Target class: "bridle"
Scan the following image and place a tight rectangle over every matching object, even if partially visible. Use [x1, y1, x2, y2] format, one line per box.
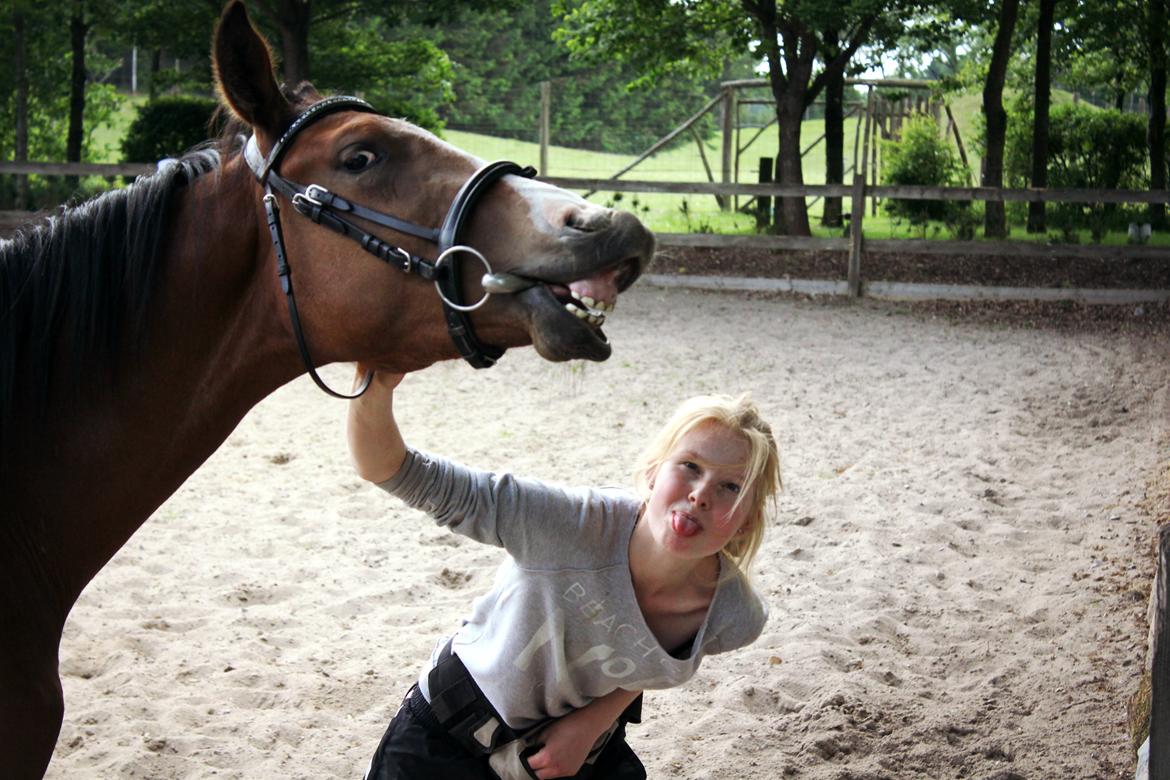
[243, 95, 538, 398]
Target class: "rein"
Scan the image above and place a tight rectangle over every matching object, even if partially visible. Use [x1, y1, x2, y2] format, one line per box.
[243, 96, 537, 398]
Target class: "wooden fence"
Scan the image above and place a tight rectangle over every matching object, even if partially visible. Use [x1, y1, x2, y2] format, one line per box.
[4, 160, 1170, 302]
[543, 175, 1170, 299]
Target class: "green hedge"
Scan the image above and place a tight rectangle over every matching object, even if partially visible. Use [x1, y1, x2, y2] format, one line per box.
[121, 96, 220, 163]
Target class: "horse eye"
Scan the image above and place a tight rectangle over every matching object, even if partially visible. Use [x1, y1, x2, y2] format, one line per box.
[342, 150, 376, 172]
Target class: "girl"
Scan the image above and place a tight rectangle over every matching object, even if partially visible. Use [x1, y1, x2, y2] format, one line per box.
[349, 370, 781, 780]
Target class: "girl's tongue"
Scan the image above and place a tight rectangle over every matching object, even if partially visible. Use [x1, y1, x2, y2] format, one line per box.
[671, 512, 701, 538]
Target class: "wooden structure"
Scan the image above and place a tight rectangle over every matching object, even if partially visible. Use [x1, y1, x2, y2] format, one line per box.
[5, 163, 1170, 302]
[1150, 523, 1170, 778]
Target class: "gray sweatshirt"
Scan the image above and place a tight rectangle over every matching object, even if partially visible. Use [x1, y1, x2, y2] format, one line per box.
[379, 448, 768, 731]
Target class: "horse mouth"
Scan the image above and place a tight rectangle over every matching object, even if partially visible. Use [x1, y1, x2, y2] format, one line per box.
[516, 256, 642, 362]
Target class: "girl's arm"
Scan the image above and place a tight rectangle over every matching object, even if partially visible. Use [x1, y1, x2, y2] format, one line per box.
[525, 687, 642, 780]
[346, 367, 407, 484]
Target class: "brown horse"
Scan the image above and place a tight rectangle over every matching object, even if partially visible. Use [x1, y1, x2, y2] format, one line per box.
[0, 3, 653, 777]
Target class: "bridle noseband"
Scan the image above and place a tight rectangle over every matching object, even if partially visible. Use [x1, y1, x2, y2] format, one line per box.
[244, 96, 537, 398]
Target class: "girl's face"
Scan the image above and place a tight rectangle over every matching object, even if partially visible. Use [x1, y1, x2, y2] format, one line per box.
[643, 422, 753, 562]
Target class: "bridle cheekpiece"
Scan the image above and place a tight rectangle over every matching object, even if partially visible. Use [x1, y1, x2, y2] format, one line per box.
[243, 95, 537, 398]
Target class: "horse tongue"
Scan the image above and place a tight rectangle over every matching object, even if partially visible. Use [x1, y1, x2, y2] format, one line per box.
[568, 266, 622, 306]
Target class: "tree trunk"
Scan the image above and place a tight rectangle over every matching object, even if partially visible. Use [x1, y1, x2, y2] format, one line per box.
[822, 51, 845, 228]
[266, 0, 312, 86]
[150, 48, 162, 99]
[982, 0, 1020, 239]
[67, 2, 87, 192]
[1027, 0, 1056, 233]
[1149, 0, 1167, 228]
[774, 90, 811, 235]
[13, 3, 29, 210]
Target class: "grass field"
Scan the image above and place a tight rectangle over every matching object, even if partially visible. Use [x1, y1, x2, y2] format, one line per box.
[83, 87, 1160, 245]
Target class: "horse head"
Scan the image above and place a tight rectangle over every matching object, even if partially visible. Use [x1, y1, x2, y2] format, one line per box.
[213, 1, 655, 379]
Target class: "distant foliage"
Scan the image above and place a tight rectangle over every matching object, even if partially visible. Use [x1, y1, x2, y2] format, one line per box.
[310, 16, 454, 133]
[436, 0, 721, 155]
[881, 117, 968, 225]
[121, 96, 220, 163]
[1005, 102, 1147, 232]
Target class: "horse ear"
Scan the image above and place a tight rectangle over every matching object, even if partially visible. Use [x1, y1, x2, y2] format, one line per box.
[212, 1, 294, 140]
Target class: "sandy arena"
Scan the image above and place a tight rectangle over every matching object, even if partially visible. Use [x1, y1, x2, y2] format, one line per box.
[46, 284, 1169, 779]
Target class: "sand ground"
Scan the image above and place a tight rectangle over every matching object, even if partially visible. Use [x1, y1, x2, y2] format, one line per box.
[46, 284, 1170, 779]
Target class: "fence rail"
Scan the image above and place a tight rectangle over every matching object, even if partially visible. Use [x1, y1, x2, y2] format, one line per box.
[5, 162, 1170, 300]
[0, 161, 154, 177]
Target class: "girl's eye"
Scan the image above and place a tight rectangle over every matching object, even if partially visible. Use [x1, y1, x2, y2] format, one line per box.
[342, 150, 377, 172]
[682, 461, 699, 472]
[723, 483, 741, 495]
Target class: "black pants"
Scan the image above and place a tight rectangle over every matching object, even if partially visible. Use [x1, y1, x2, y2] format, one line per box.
[365, 685, 646, 780]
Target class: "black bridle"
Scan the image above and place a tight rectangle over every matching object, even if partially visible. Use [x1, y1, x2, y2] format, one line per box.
[244, 95, 537, 398]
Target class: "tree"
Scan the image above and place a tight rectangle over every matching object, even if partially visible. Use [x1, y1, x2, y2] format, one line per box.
[437, 1, 726, 155]
[1027, 0, 1057, 233]
[1058, 0, 1144, 109]
[1149, 0, 1167, 227]
[253, 0, 517, 86]
[981, 0, 1020, 239]
[556, 0, 889, 236]
[11, 1, 29, 208]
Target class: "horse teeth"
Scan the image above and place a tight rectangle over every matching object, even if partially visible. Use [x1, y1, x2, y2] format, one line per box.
[581, 295, 596, 308]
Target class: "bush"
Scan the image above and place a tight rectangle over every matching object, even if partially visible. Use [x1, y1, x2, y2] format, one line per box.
[121, 96, 221, 163]
[881, 116, 968, 227]
[1005, 101, 1148, 234]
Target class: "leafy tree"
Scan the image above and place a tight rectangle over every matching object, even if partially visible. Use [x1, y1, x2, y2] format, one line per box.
[1057, 0, 1144, 109]
[0, 1, 119, 207]
[253, 0, 517, 86]
[1148, 0, 1167, 226]
[555, 0, 893, 236]
[981, 0, 1021, 238]
[310, 15, 454, 131]
[1026, 0, 1057, 233]
[108, 1, 221, 97]
[437, 0, 723, 154]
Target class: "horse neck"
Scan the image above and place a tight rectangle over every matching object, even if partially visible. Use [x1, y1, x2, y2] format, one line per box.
[15, 156, 304, 605]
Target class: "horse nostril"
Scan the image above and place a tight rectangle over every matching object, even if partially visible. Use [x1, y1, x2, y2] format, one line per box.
[564, 205, 611, 232]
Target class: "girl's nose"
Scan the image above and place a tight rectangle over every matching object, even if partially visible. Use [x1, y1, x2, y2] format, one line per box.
[689, 483, 710, 509]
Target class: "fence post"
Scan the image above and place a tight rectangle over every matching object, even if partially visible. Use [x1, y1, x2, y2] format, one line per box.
[1150, 523, 1170, 777]
[539, 81, 551, 177]
[720, 86, 736, 212]
[849, 87, 876, 298]
[757, 157, 773, 230]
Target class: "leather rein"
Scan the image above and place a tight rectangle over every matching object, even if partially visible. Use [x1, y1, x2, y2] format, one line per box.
[243, 95, 537, 398]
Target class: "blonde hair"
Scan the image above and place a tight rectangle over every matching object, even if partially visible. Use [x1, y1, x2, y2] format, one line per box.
[633, 394, 782, 572]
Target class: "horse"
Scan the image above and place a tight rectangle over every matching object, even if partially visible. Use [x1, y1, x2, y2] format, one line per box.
[0, 3, 654, 776]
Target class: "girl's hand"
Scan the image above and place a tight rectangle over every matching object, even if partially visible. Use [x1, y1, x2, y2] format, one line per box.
[523, 709, 608, 779]
[347, 365, 408, 483]
[353, 364, 404, 394]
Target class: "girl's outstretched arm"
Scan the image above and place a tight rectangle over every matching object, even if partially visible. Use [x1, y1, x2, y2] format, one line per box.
[347, 367, 407, 484]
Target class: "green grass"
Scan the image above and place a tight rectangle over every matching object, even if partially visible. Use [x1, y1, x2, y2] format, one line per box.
[80, 88, 1150, 246]
[90, 93, 148, 163]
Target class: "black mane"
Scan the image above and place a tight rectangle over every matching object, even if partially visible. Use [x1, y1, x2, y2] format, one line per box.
[0, 149, 223, 439]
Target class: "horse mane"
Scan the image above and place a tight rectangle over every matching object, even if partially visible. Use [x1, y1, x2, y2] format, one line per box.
[0, 148, 224, 437]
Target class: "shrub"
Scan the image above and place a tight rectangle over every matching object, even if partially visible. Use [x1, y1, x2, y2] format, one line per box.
[121, 96, 220, 163]
[1005, 101, 1148, 234]
[881, 116, 968, 227]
